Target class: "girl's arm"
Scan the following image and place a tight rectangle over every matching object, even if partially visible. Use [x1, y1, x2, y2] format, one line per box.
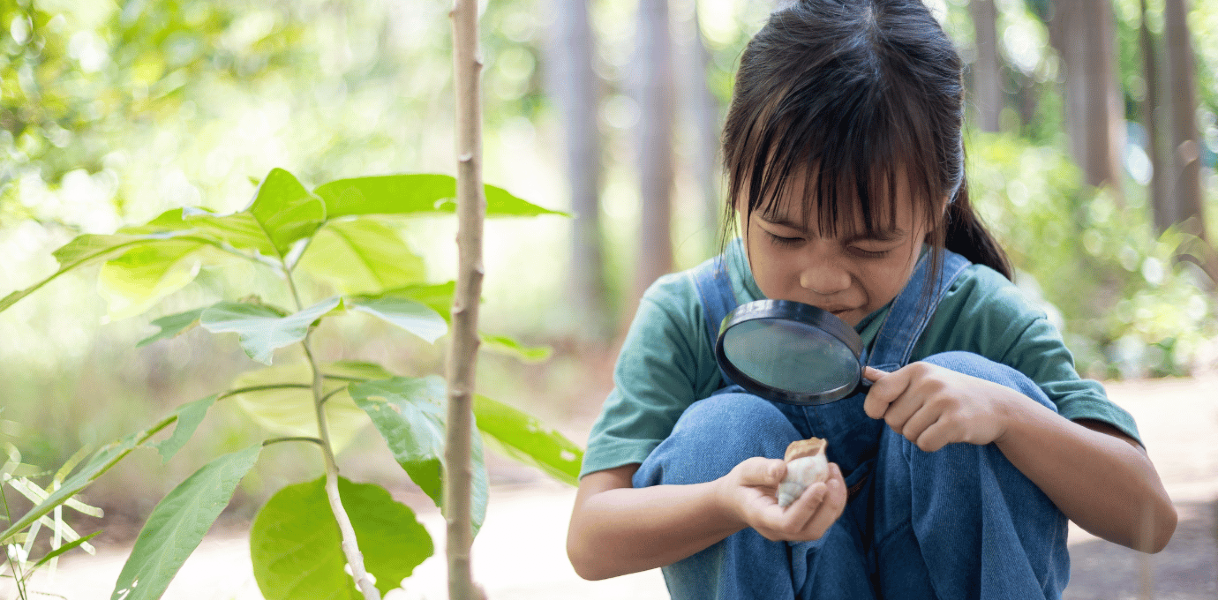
[566, 459, 848, 580]
[863, 364, 1177, 553]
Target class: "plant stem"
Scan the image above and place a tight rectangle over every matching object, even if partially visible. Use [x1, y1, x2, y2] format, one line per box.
[282, 259, 379, 599]
[301, 332, 380, 600]
[448, 0, 486, 596]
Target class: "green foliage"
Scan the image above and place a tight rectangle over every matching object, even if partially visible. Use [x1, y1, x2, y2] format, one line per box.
[0, 168, 581, 598]
[111, 445, 262, 600]
[969, 132, 1217, 378]
[249, 477, 434, 599]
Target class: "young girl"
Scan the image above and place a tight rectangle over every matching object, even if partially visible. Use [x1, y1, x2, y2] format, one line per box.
[567, 0, 1177, 598]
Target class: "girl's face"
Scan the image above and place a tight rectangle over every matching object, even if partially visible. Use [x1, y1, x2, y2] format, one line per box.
[739, 174, 931, 327]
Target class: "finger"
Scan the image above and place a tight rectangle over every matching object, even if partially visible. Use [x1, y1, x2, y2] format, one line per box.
[799, 466, 848, 535]
[863, 366, 888, 382]
[863, 366, 910, 419]
[897, 403, 941, 444]
[914, 419, 960, 453]
[736, 457, 786, 487]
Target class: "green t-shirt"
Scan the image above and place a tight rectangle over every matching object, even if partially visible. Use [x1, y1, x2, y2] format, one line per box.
[580, 239, 1141, 478]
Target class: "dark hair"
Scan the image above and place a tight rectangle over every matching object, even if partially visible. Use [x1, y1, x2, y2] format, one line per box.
[721, 0, 1012, 280]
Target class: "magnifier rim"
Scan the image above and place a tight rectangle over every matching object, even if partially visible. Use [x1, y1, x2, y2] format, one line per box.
[714, 299, 864, 405]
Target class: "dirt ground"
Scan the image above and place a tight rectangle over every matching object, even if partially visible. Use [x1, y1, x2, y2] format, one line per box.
[4, 371, 1216, 600]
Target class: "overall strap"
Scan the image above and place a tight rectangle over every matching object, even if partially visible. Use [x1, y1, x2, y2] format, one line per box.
[867, 249, 972, 372]
[690, 255, 738, 386]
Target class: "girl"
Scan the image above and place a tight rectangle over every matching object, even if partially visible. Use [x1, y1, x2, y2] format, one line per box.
[566, 0, 1177, 598]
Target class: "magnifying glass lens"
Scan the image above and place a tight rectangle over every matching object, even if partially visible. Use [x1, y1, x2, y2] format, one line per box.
[722, 319, 859, 394]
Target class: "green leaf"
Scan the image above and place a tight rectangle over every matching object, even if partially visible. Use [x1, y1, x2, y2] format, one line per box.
[480, 333, 553, 362]
[314, 174, 567, 219]
[1, 412, 180, 542]
[374, 281, 456, 319]
[229, 363, 370, 453]
[0, 232, 206, 314]
[474, 394, 583, 487]
[248, 168, 327, 258]
[137, 307, 208, 347]
[201, 297, 341, 365]
[349, 377, 446, 507]
[346, 296, 447, 343]
[32, 530, 102, 568]
[110, 445, 261, 600]
[150, 395, 217, 463]
[97, 239, 208, 319]
[250, 477, 433, 599]
[296, 218, 425, 295]
[349, 376, 488, 533]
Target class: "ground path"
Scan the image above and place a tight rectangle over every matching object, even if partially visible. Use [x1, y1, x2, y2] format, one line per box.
[5, 372, 1216, 599]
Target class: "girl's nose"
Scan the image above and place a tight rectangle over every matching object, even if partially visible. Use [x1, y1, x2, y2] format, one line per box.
[799, 261, 851, 295]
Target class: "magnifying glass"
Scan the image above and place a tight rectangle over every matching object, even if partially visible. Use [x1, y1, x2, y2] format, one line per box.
[714, 300, 869, 405]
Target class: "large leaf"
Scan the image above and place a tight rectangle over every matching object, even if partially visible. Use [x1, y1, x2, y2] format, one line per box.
[97, 239, 208, 319]
[349, 376, 488, 533]
[250, 477, 433, 599]
[373, 281, 456, 319]
[110, 445, 261, 600]
[345, 296, 447, 343]
[248, 168, 327, 258]
[229, 363, 371, 453]
[474, 394, 583, 487]
[314, 174, 566, 219]
[200, 297, 340, 365]
[480, 333, 552, 362]
[348, 377, 446, 507]
[296, 218, 425, 295]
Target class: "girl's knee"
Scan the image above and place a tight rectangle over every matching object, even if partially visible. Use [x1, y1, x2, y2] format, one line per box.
[919, 351, 1055, 412]
[635, 393, 798, 487]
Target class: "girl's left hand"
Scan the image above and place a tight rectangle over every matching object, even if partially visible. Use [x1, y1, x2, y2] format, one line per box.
[862, 363, 1022, 452]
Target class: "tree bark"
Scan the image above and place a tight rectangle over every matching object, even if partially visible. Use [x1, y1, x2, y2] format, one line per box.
[632, 0, 676, 306]
[1140, 0, 1169, 232]
[970, 0, 1003, 132]
[448, 0, 485, 597]
[547, 0, 612, 337]
[1049, 0, 1125, 197]
[676, 0, 724, 253]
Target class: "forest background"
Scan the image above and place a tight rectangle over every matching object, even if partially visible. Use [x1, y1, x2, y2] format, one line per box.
[0, 0, 1216, 580]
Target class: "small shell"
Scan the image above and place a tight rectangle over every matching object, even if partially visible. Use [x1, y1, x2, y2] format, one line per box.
[777, 437, 829, 508]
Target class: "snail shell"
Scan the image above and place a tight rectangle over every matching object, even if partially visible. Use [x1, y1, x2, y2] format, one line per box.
[777, 437, 829, 508]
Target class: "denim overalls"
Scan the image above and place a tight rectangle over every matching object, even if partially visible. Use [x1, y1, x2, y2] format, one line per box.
[633, 249, 1070, 600]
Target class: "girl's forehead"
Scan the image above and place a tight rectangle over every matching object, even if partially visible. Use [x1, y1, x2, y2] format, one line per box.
[755, 169, 915, 235]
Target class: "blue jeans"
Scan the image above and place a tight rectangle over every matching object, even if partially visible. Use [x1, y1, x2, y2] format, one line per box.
[632, 351, 1070, 600]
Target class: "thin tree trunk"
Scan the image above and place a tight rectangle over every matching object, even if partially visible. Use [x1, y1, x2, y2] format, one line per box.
[1140, 0, 1170, 232]
[448, 0, 485, 596]
[676, 0, 724, 253]
[1049, 0, 1125, 197]
[547, 0, 611, 337]
[632, 0, 676, 305]
[1162, 0, 1217, 283]
[970, 0, 1003, 132]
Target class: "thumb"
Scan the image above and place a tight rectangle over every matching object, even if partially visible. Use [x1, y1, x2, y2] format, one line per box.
[736, 457, 786, 487]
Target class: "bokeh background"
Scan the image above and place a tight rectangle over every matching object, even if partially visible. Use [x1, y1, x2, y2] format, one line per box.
[0, 0, 1215, 582]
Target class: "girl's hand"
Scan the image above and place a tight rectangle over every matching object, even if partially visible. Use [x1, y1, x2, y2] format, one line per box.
[862, 363, 1022, 452]
[716, 457, 847, 542]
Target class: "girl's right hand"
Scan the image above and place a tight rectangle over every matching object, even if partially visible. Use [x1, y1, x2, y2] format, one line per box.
[717, 457, 847, 542]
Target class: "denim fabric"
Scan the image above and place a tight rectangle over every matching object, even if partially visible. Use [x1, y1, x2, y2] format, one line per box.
[632, 251, 1070, 599]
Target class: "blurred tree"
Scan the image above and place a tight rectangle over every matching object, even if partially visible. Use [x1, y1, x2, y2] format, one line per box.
[631, 0, 676, 307]
[675, 0, 724, 254]
[545, 0, 613, 337]
[969, 0, 1003, 132]
[1162, 0, 1216, 281]
[1139, 0, 1169, 228]
[1046, 0, 1125, 196]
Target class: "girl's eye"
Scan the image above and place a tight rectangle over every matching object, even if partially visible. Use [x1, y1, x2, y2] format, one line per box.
[850, 246, 891, 259]
[765, 231, 803, 247]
